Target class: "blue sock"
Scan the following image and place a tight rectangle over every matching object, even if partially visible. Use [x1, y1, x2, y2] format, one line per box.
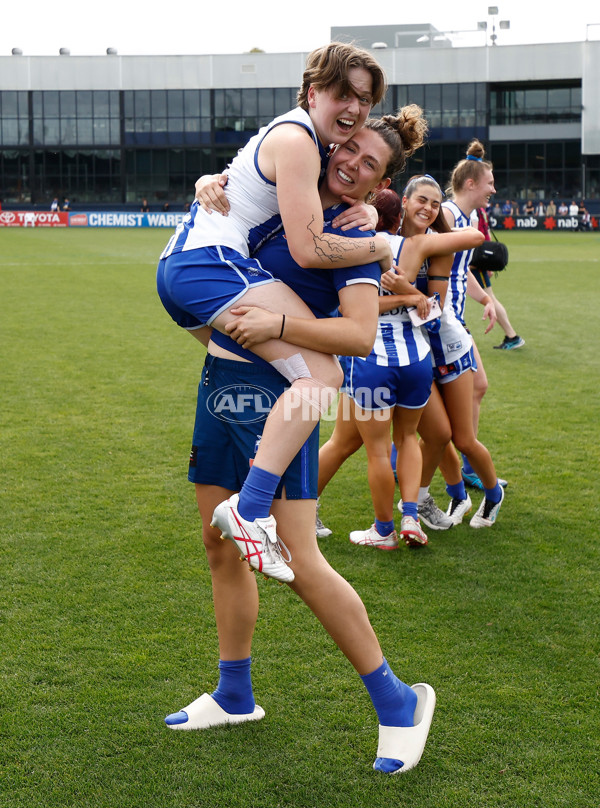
[446, 481, 467, 501]
[361, 659, 418, 775]
[461, 455, 475, 475]
[402, 501, 418, 520]
[238, 465, 280, 521]
[360, 659, 416, 727]
[375, 518, 395, 537]
[483, 482, 502, 504]
[211, 658, 256, 715]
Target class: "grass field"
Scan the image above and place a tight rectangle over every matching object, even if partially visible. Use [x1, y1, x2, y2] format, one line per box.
[1, 228, 599, 808]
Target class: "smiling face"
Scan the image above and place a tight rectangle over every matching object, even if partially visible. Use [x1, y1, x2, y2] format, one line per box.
[470, 167, 496, 210]
[324, 127, 392, 203]
[402, 182, 443, 233]
[308, 66, 374, 147]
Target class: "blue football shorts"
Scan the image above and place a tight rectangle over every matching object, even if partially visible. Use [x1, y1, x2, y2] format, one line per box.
[433, 346, 477, 384]
[157, 245, 279, 329]
[188, 354, 319, 499]
[345, 354, 433, 411]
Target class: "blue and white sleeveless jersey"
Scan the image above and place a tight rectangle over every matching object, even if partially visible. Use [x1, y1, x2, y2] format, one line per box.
[364, 232, 430, 367]
[442, 199, 473, 325]
[414, 226, 472, 368]
[160, 108, 328, 260]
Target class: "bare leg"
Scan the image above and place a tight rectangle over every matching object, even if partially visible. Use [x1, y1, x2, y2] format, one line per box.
[417, 385, 452, 487]
[273, 495, 384, 674]
[392, 405, 425, 506]
[318, 393, 363, 495]
[352, 404, 395, 523]
[489, 288, 517, 339]
[439, 372, 497, 490]
[196, 485, 259, 659]
[471, 340, 488, 437]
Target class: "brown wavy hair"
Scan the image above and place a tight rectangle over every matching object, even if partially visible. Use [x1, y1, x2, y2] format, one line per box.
[364, 104, 428, 180]
[297, 42, 387, 111]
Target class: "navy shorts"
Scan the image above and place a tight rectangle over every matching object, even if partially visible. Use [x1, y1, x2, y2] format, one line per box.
[188, 354, 319, 499]
[157, 245, 278, 328]
[345, 354, 433, 410]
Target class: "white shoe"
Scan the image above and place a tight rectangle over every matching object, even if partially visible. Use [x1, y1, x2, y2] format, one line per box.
[400, 516, 428, 548]
[417, 494, 453, 531]
[316, 499, 332, 538]
[375, 683, 436, 774]
[349, 524, 399, 550]
[165, 693, 265, 730]
[469, 486, 505, 528]
[445, 494, 472, 526]
[211, 494, 294, 583]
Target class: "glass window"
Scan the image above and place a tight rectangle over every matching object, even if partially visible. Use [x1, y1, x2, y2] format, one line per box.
[76, 91, 93, 117]
[60, 118, 77, 145]
[94, 91, 111, 117]
[509, 142, 526, 169]
[93, 118, 110, 143]
[151, 90, 167, 117]
[77, 119, 93, 143]
[395, 85, 409, 109]
[124, 91, 135, 118]
[44, 92, 59, 117]
[2, 91, 19, 117]
[60, 91, 76, 117]
[459, 84, 475, 127]
[183, 90, 200, 118]
[546, 141, 563, 168]
[565, 140, 581, 168]
[135, 91, 150, 118]
[442, 84, 459, 128]
[167, 90, 184, 117]
[258, 88, 274, 118]
[274, 88, 294, 115]
[241, 89, 257, 116]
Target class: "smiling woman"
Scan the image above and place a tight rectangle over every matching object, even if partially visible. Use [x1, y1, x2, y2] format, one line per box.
[157, 43, 391, 585]
[162, 95, 439, 776]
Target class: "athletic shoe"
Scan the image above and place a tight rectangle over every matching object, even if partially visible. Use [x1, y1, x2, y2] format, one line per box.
[445, 494, 473, 526]
[494, 335, 525, 350]
[211, 494, 294, 583]
[349, 524, 399, 551]
[470, 486, 505, 528]
[462, 470, 508, 490]
[418, 494, 453, 531]
[315, 499, 332, 539]
[400, 516, 428, 548]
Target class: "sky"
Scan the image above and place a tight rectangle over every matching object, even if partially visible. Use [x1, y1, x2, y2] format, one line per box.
[1, 0, 598, 57]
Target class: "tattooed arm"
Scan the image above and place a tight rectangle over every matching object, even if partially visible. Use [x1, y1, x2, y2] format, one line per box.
[258, 123, 393, 272]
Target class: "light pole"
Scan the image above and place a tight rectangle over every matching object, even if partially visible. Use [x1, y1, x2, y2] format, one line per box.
[478, 6, 510, 46]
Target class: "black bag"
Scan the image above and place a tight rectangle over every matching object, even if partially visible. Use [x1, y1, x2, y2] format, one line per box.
[470, 230, 509, 272]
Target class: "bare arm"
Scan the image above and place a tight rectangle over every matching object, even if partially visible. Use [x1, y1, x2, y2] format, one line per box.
[195, 173, 229, 214]
[261, 125, 392, 272]
[225, 283, 379, 357]
[467, 270, 497, 333]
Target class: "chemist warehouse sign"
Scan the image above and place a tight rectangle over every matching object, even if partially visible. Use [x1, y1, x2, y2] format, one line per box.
[0, 211, 187, 228]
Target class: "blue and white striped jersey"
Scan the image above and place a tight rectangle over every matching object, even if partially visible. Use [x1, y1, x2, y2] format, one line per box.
[442, 199, 474, 325]
[363, 232, 430, 367]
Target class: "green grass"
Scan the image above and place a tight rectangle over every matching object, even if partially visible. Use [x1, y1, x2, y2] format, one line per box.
[1, 228, 599, 808]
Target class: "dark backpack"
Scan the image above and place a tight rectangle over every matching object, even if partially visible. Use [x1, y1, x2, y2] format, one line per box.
[470, 229, 509, 272]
